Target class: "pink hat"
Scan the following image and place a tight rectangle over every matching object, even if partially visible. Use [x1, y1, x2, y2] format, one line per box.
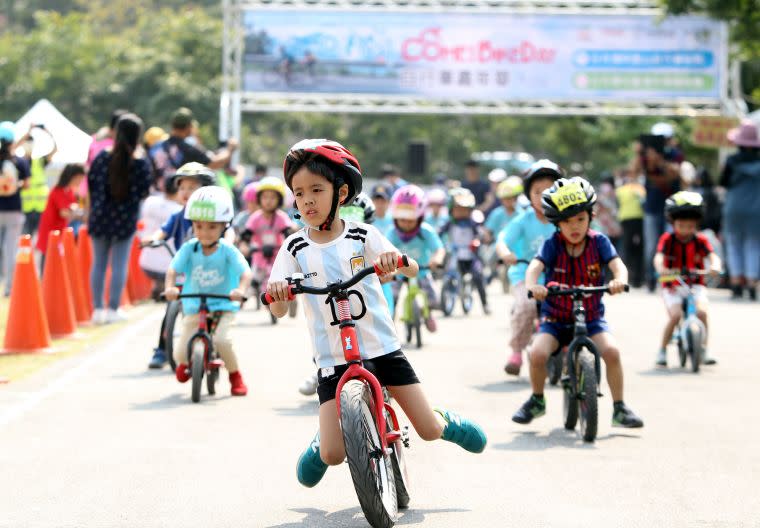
[727, 120, 760, 148]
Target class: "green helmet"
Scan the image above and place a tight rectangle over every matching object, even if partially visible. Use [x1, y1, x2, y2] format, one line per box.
[184, 186, 234, 223]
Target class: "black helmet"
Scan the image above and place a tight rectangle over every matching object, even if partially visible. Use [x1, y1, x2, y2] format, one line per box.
[351, 192, 376, 223]
[665, 191, 704, 222]
[174, 162, 217, 187]
[541, 177, 597, 224]
[524, 159, 563, 197]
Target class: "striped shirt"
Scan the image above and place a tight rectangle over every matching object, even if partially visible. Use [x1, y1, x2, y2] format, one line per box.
[536, 231, 618, 323]
[656, 232, 713, 288]
[269, 221, 401, 368]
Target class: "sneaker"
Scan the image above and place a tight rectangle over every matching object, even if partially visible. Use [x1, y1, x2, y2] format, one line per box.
[749, 287, 757, 302]
[655, 348, 667, 367]
[504, 352, 523, 376]
[92, 308, 107, 325]
[229, 371, 248, 396]
[511, 394, 546, 424]
[175, 364, 190, 383]
[148, 348, 166, 369]
[702, 349, 717, 366]
[612, 402, 644, 428]
[731, 285, 743, 299]
[106, 308, 128, 323]
[298, 373, 318, 396]
[435, 408, 487, 453]
[483, 304, 491, 315]
[424, 315, 437, 333]
[296, 431, 328, 488]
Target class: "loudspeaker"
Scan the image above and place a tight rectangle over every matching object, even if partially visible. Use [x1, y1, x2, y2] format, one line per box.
[407, 141, 428, 176]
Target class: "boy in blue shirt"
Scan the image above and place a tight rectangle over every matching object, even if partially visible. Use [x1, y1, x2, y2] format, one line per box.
[495, 160, 560, 375]
[512, 177, 643, 428]
[386, 184, 446, 332]
[164, 186, 252, 396]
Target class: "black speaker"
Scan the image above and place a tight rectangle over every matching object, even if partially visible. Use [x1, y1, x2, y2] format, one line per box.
[407, 141, 428, 176]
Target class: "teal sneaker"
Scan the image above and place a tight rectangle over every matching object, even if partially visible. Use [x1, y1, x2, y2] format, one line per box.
[511, 394, 546, 424]
[296, 431, 328, 488]
[434, 408, 487, 453]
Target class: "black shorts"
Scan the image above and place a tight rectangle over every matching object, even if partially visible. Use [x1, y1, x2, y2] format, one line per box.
[316, 350, 419, 405]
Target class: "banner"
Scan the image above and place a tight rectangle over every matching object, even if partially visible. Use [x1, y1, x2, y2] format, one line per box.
[691, 116, 739, 149]
[242, 12, 726, 101]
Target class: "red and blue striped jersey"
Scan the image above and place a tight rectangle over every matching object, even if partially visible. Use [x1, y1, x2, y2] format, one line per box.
[656, 232, 713, 288]
[536, 230, 618, 323]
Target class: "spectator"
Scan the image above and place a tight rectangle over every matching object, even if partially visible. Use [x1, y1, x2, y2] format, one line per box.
[150, 107, 237, 185]
[720, 120, 760, 301]
[35, 163, 86, 272]
[87, 109, 128, 169]
[615, 167, 645, 288]
[88, 113, 152, 324]
[16, 124, 57, 238]
[0, 121, 30, 296]
[461, 160, 491, 212]
[694, 166, 722, 235]
[380, 163, 408, 194]
[371, 183, 393, 235]
[252, 164, 267, 183]
[595, 173, 622, 249]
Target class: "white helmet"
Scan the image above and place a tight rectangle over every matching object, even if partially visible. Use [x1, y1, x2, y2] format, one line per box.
[651, 122, 675, 138]
[185, 186, 234, 223]
[488, 168, 508, 183]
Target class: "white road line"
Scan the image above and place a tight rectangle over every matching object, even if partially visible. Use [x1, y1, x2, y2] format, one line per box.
[0, 311, 162, 428]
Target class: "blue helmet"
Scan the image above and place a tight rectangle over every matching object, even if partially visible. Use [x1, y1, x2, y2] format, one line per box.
[0, 121, 15, 144]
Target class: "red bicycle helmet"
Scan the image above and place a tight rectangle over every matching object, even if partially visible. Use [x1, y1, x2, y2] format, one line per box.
[283, 139, 363, 231]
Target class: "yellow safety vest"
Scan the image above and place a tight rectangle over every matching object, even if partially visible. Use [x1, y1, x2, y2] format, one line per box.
[21, 158, 49, 213]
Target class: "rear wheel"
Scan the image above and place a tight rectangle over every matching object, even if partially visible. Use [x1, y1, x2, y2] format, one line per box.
[677, 324, 688, 368]
[163, 300, 182, 371]
[340, 380, 397, 528]
[547, 351, 561, 386]
[190, 340, 205, 403]
[206, 361, 219, 396]
[386, 416, 410, 509]
[687, 321, 703, 374]
[441, 278, 456, 317]
[577, 349, 599, 443]
[461, 277, 473, 314]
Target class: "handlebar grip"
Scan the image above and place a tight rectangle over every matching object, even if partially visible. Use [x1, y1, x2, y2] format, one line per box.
[398, 254, 409, 268]
[260, 286, 295, 306]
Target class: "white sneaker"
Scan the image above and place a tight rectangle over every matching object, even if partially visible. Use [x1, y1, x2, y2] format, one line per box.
[106, 308, 128, 323]
[298, 373, 318, 396]
[92, 308, 107, 325]
[655, 348, 667, 367]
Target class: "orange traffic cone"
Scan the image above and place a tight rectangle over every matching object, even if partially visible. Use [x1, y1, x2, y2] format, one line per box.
[62, 228, 90, 324]
[2, 235, 52, 354]
[77, 225, 94, 313]
[126, 236, 152, 302]
[42, 230, 77, 338]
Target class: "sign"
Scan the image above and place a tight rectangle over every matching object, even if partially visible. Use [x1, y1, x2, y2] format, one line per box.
[243, 12, 726, 101]
[691, 116, 740, 149]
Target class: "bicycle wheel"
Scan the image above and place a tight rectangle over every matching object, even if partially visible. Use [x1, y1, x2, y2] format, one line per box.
[461, 277, 473, 314]
[385, 412, 410, 509]
[207, 361, 219, 396]
[340, 380, 397, 528]
[577, 348, 598, 442]
[163, 300, 182, 371]
[190, 339, 205, 403]
[562, 352, 579, 431]
[441, 278, 456, 317]
[412, 298, 422, 349]
[547, 351, 561, 386]
[686, 321, 703, 374]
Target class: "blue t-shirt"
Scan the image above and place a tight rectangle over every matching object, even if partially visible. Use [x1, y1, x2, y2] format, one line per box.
[169, 238, 250, 314]
[498, 208, 555, 285]
[424, 212, 449, 233]
[161, 208, 193, 250]
[536, 231, 617, 323]
[386, 222, 443, 278]
[484, 206, 518, 237]
[374, 214, 394, 236]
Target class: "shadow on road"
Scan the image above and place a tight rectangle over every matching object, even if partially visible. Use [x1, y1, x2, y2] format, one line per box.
[129, 392, 232, 410]
[111, 370, 172, 380]
[637, 367, 707, 377]
[492, 428, 640, 451]
[274, 400, 319, 416]
[472, 379, 531, 393]
[265, 505, 470, 527]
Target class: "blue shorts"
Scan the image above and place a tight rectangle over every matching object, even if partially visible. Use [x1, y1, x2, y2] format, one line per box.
[539, 318, 609, 347]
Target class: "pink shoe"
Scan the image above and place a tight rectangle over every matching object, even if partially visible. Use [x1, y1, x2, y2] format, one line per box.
[504, 352, 522, 376]
[424, 315, 437, 333]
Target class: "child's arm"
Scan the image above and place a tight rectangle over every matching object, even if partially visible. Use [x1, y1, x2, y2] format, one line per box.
[230, 269, 253, 302]
[607, 257, 628, 295]
[163, 268, 179, 301]
[496, 240, 517, 265]
[376, 252, 419, 278]
[708, 252, 723, 275]
[653, 252, 666, 275]
[266, 281, 290, 318]
[525, 259, 547, 300]
[430, 247, 446, 269]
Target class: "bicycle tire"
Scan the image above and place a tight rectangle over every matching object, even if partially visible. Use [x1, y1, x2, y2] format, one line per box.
[441, 278, 456, 317]
[677, 329, 687, 368]
[412, 298, 422, 349]
[385, 411, 410, 509]
[547, 352, 561, 386]
[207, 367, 218, 396]
[687, 322, 702, 374]
[563, 352, 579, 431]
[461, 278, 473, 314]
[577, 349, 598, 442]
[340, 380, 397, 528]
[163, 300, 182, 371]
[190, 340, 205, 403]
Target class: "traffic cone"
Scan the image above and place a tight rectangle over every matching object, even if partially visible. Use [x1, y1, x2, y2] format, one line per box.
[2, 235, 52, 354]
[62, 228, 90, 324]
[42, 230, 77, 338]
[77, 225, 94, 314]
[126, 235, 152, 302]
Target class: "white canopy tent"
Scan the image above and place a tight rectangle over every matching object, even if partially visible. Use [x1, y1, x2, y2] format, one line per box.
[13, 99, 92, 165]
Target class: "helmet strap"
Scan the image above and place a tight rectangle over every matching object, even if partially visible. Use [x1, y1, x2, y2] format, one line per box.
[316, 179, 346, 231]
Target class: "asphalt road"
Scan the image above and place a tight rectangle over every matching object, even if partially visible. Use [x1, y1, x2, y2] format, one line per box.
[1, 284, 758, 527]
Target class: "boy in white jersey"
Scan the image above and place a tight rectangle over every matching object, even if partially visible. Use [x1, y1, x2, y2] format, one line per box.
[267, 139, 487, 488]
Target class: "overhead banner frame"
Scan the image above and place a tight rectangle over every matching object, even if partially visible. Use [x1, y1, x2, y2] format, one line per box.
[220, 0, 743, 141]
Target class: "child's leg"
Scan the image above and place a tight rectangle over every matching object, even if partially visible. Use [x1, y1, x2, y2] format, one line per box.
[528, 333, 560, 396]
[213, 312, 239, 373]
[317, 399, 346, 466]
[470, 258, 488, 308]
[387, 384, 443, 441]
[173, 313, 199, 367]
[694, 286, 709, 345]
[590, 332, 623, 402]
[419, 275, 438, 310]
[506, 282, 538, 372]
[661, 303, 683, 349]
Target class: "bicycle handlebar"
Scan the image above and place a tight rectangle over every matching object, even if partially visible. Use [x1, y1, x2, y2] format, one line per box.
[528, 284, 629, 299]
[141, 239, 176, 257]
[261, 255, 410, 306]
[161, 293, 248, 302]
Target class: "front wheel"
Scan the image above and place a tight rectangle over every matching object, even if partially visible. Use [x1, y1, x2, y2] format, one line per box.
[441, 277, 457, 317]
[163, 300, 182, 371]
[577, 349, 599, 442]
[461, 277, 473, 314]
[686, 321, 703, 374]
[547, 351, 561, 386]
[190, 340, 205, 403]
[340, 380, 397, 528]
[562, 352, 578, 431]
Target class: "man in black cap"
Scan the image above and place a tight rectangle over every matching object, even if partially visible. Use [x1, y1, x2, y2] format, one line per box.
[461, 160, 492, 212]
[371, 183, 393, 234]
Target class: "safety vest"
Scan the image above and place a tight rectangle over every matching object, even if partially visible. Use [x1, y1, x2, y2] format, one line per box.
[21, 158, 49, 213]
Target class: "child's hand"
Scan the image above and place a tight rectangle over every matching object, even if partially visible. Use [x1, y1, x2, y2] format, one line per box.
[709, 264, 722, 276]
[267, 280, 292, 303]
[502, 253, 518, 266]
[163, 286, 180, 301]
[375, 252, 400, 275]
[529, 284, 548, 301]
[229, 288, 245, 302]
[608, 279, 626, 295]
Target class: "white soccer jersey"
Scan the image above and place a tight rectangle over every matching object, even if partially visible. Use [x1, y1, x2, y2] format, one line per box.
[269, 221, 402, 368]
